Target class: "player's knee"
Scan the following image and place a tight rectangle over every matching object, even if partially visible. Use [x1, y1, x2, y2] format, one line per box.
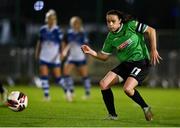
[123, 86, 133, 96]
[99, 80, 109, 90]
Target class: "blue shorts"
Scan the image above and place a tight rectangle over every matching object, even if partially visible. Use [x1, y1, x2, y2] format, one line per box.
[67, 60, 87, 67]
[39, 60, 61, 68]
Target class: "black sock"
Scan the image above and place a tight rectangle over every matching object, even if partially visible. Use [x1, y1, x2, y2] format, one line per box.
[101, 88, 117, 116]
[0, 82, 4, 93]
[129, 89, 148, 108]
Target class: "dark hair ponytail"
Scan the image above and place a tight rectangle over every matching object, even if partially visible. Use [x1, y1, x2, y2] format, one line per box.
[106, 10, 134, 23]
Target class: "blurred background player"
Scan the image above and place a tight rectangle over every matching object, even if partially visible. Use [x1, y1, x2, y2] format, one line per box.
[0, 80, 7, 104]
[35, 9, 65, 101]
[62, 16, 91, 101]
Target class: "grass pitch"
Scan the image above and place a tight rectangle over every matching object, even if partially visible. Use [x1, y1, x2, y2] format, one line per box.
[0, 85, 180, 127]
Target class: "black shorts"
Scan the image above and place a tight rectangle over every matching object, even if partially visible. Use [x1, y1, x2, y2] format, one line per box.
[111, 59, 151, 85]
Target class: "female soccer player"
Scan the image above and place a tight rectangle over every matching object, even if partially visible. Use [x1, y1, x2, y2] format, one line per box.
[35, 9, 65, 101]
[62, 16, 91, 101]
[81, 10, 162, 121]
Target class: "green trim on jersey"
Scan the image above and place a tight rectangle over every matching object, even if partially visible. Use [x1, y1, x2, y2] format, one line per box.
[101, 20, 150, 62]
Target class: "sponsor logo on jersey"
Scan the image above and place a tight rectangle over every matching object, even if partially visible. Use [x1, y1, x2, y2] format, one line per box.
[117, 39, 132, 50]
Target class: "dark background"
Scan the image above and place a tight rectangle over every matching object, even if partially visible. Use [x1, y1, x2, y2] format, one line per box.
[0, 0, 179, 47]
[0, 0, 179, 28]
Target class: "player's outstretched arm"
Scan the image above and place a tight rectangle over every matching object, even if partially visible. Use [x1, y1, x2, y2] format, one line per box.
[145, 27, 162, 65]
[81, 45, 110, 61]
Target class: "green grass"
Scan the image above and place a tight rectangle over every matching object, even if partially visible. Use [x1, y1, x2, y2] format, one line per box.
[0, 85, 180, 127]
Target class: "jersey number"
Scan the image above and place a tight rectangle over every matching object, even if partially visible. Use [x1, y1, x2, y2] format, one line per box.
[131, 67, 141, 76]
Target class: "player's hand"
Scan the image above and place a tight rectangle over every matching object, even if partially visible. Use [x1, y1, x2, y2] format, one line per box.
[81, 45, 90, 53]
[150, 50, 162, 65]
[81, 45, 97, 56]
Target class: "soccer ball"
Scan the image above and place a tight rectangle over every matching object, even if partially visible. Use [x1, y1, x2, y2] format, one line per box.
[7, 91, 28, 112]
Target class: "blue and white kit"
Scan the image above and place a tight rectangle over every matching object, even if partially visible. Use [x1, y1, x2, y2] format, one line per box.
[66, 28, 89, 66]
[39, 25, 63, 67]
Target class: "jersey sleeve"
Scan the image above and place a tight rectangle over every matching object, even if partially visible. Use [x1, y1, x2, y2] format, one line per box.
[101, 34, 113, 55]
[128, 20, 148, 33]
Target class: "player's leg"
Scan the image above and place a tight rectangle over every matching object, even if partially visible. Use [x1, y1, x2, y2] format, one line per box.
[123, 77, 152, 121]
[52, 65, 66, 92]
[100, 62, 131, 119]
[0, 81, 7, 103]
[78, 63, 91, 99]
[123, 77, 149, 107]
[99, 71, 120, 119]
[39, 63, 50, 101]
[0, 81, 4, 93]
[123, 63, 153, 121]
[63, 63, 75, 101]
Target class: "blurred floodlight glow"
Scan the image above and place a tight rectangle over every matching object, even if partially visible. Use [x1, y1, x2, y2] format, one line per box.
[34, 1, 44, 11]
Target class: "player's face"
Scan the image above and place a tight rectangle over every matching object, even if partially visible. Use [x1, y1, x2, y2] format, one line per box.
[72, 19, 81, 32]
[106, 14, 121, 32]
[47, 15, 57, 26]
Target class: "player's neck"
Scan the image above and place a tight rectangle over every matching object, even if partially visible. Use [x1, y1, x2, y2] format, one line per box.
[47, 24, 56, 31]
[73, 28, 83, 33]
[113, 23, 123, 33]
[48, 24, 55, 29]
